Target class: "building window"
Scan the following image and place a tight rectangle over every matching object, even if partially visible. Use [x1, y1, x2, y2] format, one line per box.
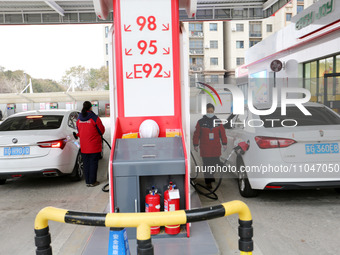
[105, 26, 109, 38]
[190, 57, 204, 66]
[189, 39, 203, 54]
[303, 55, 340, 104]
[106, 61, 109, 67]
[249, 21, 262, 37]
[210, 40, 218, 49]
[297, 5, 304, 14]
[236, 41, 244, 49]
[236, 24, 244, 31]
[105, 44, 109, 55]
[236, 58, 245, 66]
[189, 23, 203, 32]
[189, 23, 203, 36]
[190, 57, 204, 71]
[267, 24, 273, 32]
[286, 13, 292, 22]
[211, 75, 219, 84]
[210, 58, 218, 65]
[249, 39, 261, 47]
[209, 23, 217, 31]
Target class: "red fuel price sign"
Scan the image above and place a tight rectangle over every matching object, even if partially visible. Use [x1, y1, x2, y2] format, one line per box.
[120, 0, 175, 117]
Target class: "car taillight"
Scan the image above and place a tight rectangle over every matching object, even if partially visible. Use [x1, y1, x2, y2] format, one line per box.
[255, 136, 296, 149]
[26, 115, 43, 119]
[38, 139, 66, 149]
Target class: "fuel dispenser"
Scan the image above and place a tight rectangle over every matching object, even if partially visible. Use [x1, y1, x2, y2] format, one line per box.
[91, 100, 99, 115]
[105, 103, 110, 117]
[107, 0, 192, 240]
[50, 103, 58, 109]
[6, 103, 15, 116]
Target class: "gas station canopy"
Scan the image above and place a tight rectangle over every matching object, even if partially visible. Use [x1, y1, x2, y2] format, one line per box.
[0, 0, 287, 24]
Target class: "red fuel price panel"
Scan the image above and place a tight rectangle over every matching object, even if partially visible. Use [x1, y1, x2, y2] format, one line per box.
[120, 0, 175, 117]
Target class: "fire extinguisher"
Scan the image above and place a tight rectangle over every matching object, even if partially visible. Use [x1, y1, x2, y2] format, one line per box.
[164, 182, 180, 235]
[145, 186, 161, 235]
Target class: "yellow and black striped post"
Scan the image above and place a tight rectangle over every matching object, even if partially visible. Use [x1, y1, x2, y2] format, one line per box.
[34, 200, 253, 255]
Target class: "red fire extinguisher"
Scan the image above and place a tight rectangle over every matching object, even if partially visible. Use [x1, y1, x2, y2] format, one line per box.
[145, 186, 161, 235]
[164, 182, 180, 235]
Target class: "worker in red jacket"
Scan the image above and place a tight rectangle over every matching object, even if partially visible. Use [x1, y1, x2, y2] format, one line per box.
[76, 101, 105, 187]
[193, 103, 227, 189]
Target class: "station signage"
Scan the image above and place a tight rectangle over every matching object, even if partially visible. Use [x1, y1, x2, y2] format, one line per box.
[119, 0, 175, 117]
[270, 60, 283, 72]
[295, 0, 334, 30]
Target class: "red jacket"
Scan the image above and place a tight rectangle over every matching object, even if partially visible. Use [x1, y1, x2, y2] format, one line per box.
[76, 111, 105, 154]
[193, 115, 227, 157]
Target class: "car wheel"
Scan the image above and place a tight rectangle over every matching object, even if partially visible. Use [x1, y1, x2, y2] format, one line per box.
[237, 158, 258, 198]
[70, 152, 83, 181]
[0, 179, 6, 185]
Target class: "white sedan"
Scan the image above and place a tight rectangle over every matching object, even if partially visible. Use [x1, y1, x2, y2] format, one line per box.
[222, 103, 340, 197]
[0, 110, 83, 184]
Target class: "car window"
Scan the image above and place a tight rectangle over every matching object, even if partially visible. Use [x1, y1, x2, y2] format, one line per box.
[259, 106, 340, 128]
[0, 115, 64, 131]
[68, 112, 79, 130]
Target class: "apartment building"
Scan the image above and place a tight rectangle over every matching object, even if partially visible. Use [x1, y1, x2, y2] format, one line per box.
[183, 21, 225, 86]
[225, 0, 314, 78]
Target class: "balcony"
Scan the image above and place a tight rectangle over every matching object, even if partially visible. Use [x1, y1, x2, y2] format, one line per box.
[189, 49, 204, 55]
[190, 65, 204, 72]
[249, 33, 262, 38]
[189, 31, 204, 38]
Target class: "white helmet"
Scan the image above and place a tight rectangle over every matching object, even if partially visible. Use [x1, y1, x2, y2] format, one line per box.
[139, 119, 160, 138]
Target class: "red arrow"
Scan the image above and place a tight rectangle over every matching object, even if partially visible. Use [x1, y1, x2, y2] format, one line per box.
[126, 72, 133, 79]
[163, 48, 170, 55]
[125, 49, 132, 56]
[124, 25, 131, 32]
[164, 71, 171, 78]
[162, 24, 169, 31]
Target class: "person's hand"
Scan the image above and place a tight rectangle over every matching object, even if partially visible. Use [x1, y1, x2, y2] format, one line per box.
[194, 146, 199, 152]
[223, 145, 227, 151]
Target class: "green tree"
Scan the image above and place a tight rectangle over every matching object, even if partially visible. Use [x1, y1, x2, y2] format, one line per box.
[32, 79, 65, 92]
[0, 67, 66, 93]
[87, 66, 109, 90]
[61, 65, 109, 91]
[61, 65, 87, 91]
[0, 69, 26, 93]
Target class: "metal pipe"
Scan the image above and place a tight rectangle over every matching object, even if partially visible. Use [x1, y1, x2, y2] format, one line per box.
[34, 200, 253, 255]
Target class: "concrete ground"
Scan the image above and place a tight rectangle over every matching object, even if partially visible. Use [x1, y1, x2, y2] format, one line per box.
[0, 118, 112, 255]
[198, 175, 340, 255]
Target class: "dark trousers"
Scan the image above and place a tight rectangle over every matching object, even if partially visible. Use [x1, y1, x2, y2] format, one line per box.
[81, 152, 100, 184]
[202, 157, 221, 184]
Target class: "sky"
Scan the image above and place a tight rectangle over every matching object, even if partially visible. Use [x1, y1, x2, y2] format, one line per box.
[0, 24, 107, 82]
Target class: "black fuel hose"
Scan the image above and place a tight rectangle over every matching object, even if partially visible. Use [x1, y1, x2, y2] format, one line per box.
[101, 137, 111, 192]
[190, 151, 223, 200]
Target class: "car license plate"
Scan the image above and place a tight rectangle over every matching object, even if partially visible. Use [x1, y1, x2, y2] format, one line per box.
[4, 147, 30, 156]
[305, 143, 339, 154]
